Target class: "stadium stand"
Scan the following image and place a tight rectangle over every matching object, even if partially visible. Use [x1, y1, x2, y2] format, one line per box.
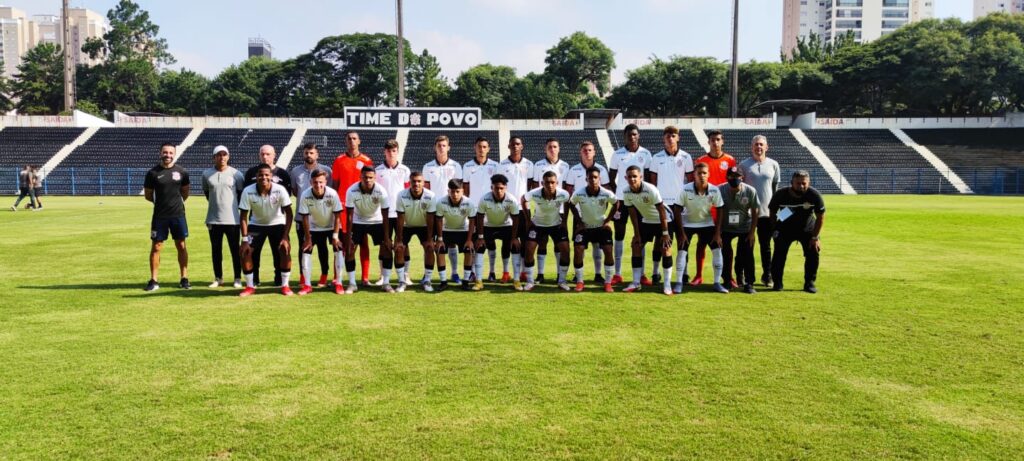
[802, 129, 956, 194]
[511, 130, 606, 164]
[404, 130, 499, 169]
[173, 129, 295, 194]
[0, 127, 85, 169]
[285, 129, 398, 169]
[905, 128, 1024, 194]
[45, 128, 192, 195]
[720, 129, 842, 194]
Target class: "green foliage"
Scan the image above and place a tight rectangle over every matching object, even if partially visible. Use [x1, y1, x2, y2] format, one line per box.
[155, 69, 210, 116]
[544, 31, 615, 95]
[784, 31, 859, 64]
[12, 43, 64, 114]
[449, 64, 518, 118]
[74, 100, 105, 118]
[0, 69, 13, 113]
[607, 56, 729, 116]
[208, 57, 281, 117]
[407, 49, 451, 107]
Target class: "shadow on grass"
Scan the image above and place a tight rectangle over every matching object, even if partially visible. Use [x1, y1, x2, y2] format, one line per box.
[19, 283, 240, 299]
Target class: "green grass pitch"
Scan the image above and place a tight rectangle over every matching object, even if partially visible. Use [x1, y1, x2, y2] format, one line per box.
[1, 195, 1022, 459]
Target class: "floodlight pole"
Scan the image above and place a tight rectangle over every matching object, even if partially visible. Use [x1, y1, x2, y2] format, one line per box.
[730, 0, 739, 118]
[62, 0, 76, 112]
[396, 0, 406, 107]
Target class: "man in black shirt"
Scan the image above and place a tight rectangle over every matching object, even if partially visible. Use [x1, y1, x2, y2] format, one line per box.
[243, 144, 292, 286]
[143, 143, 191, 291]
[768, 170, 825, 293]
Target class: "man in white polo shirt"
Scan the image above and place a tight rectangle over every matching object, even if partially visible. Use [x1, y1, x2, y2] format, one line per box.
[674, 162, 727, 294]
[564, 140, 610, 283]
[648, 125, 695, 287]
[423, 134, 464, 282]
[374, 139, 411, 285]
[521, 171, 572, 292]
[238, 164, 295, 297]
[568, 166, 616, 293]
[296, 170, 344, 295]
[530, 138, 570, 284]
[621, 165, 674, 295]
[496, 136, 533, 282]
[474, 174, 522, 289]
[434, 179, 480, 292]
[344, 167, 393, 293]
[608, 123, 653, 286]
[394, 172, 437, 292]
[463, 136, 500, 280]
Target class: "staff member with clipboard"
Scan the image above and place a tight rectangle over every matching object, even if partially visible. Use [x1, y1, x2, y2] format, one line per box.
[768, 170, 826, 293]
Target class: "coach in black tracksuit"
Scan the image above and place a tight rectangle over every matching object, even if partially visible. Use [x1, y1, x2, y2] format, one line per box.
[768, 170, 825, 294]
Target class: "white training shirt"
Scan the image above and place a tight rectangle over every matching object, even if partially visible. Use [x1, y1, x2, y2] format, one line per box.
[202, 166, 244, 225]
[649, 149, 695, 207]
[394, 188, 436, 228]
[564, 162, 610, 193]
[678, 183, 725, 228]
[622, 181, 666, 225]
[476, 191, 521, 227]
[297, 187, 343, 232]
[463, 158, 500, 205]
[239, 183, 292, 226]
[496, 157, 534, 201]
[609, 146, 653, 200]
[570, 186, 616, 229]
[374, 163, 411, 219]
[422, 158, 463, 195]
[435, 195, 477, 232]
[532, 158, 571, 185]
[524, 187, 571, 228]
[345, 182, 389, 225]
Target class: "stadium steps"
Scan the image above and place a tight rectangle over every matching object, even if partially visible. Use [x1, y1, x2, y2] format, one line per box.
[692, 128, 710, 153]
[790, 129, 857, 194]
[890, 128, 971, 194]
[594, 129, 614, 165]
[172, 127, 204, 163]
[902, 128, 1024, 194]
[276, 128, 305, 169]
[395, 128, 410, 163]
[41, 126, 100, 176]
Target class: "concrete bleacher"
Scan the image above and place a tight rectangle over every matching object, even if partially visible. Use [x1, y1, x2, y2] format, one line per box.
[286, 129, 398, 169]
[404, 130, 499, 170]
[719, 129, 842, 194]
[802, 129, 957, 194]
[905, 128, 1024, 194]
[174, 129, 295, 194]
[0, 127, 85, 169]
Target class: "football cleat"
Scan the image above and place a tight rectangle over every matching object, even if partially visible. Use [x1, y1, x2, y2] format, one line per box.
[523, 282, 536, 292]
[712, 283, 729, 294]
[639, 275, 652, 286]
[473, 279, 484, 291]
[281, 286, 294, 296]
[144, 279, 159, 292]
[501, 272, 511, 283]
[603, 283, 614, 293]
[238, 287, 256, 297]
[395, 283, 407, 293]
[297, 285, 313, 296]
[334, 283, 345, 295]
[345, 283, 358, 294]
[688, 276, 704, 286]
[610, 274, 624, 285]
[575, 281, 585, 292]
[512, 280, 523, 291]
[317, 274, 329, 287]
[557, 282, 571, 291]
[623, 283, 641, 293]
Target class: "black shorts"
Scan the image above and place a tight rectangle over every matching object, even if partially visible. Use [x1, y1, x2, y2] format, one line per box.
[637, 222, 669, 243]
[351, 223, 385, 246]
[528, 225, 568, 244]
[483, 226, 513, 243]
[151, 216, 188, 242]
[441, 230, 471, 253]
[612, 201, 629, 225]
[248, 224, 286, 253]
[683, 226, 719, 249]
[400, 226, 430, 245]
[573, 226, 613, 248]
[387, 217, 398, 239]
[516, 214, 531, 241]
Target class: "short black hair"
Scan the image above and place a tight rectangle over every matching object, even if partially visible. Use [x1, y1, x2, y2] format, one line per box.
[303, 142, 318, 151]
[256, 163, 274, 173]
[542, 171, 558, 181]
[586, 166, 602, 177]
[545, 138, 559, 145]
[310, 169, 328, 180]
[491, 174, 508, 185]
[361, 166, 375, 174]
[707, 129, 723, 139]
[160, 142, 176, 150]
[448, 179, 463, 190]
[475, 137, 489, 145]
[792, 170, 810, 180]
[624, 124, 639, 134]
[625, 165, 642, 174]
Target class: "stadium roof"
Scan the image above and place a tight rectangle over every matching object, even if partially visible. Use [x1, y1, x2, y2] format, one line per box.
[750, 99, 822, 111]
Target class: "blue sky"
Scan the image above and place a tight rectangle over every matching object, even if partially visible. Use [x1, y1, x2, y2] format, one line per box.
[11, 0, 973, 84]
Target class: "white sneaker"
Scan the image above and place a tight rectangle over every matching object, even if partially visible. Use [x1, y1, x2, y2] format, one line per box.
[421, 281, 434, 292]
[396, 283, 407, 293]
[373, 277, 386, 286]
[383, 284, 394, 293]
[208, 279, 223, 288]
[345, 283, 358, 294]
[523, 282, 536, 292]
[233, 279, 243, 288]
[557, 282, 571, 291]
[9, 206, 15, 212]
[403, 273, 414, 285]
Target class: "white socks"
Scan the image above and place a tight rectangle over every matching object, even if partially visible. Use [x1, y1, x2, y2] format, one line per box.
[675, 251, 688, 284]
[603, 264, 614, 281]
[614, 240, 624, 275]
[592, 246, 602, 275]
[712, 248, 723, 285]
[475, 253, 485, 280]
[301, 253, 312, 287]
[281, 271, 291, 287]
[538, 254, 547, 275]
[245, 273, 254, 288]
[488, 249, 497, 274]
[557, 265, 569, 284]
[334, 251, 344, 284]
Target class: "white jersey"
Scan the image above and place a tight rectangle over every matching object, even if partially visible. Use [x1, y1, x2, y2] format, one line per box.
[496, 157, 534, 200]
[622, 181, 666, 225]
[678, 183, 724, 228]
[524, 187, 570, 228]
[476, 191, 521, 227]
[394, 188, 436, 228]
[239, 183, 292, 226]
[649, 149, 694, 206]
[374, 163, 411, 218]
[532, 158, 571, 185]
[435, 195, 477, 232]
[463, 158, 500, 205]
[345, 182, 389, 225]
[570, 186, 616, 229]
[422, 158, 463, 195]
[564, 162, 609, 193]
[297, 187, 343, 232]
[610, 146, 653, 200]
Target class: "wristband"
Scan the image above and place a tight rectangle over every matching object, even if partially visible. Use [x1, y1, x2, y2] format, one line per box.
[810, 236, 820, 241]
[243, 235, 252, 244]
[662, 230, 669, 236]
[477, 234, 484, 239]
[332, 232, 339, 240]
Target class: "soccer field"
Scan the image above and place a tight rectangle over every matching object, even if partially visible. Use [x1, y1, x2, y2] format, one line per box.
[1, 195, 1022, 459]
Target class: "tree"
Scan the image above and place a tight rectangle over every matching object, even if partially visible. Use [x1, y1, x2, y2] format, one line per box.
[544, 32, 615, 95]
[407, 49, 451, 107]
[606, 56, 729, 116]
[155, 69, 210, 115]
[448, 64, 518, 118]
[785, 31, 859, 64]
[209, 57, 281, 117]
[737, 61, 783, 114]
[0, 70, 13, 113]
[505, 73, 576, 118]
[12, 43, 64, 114]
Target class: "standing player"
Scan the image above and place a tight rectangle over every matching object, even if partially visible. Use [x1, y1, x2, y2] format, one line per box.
[521, 171, 572, 292]
[202, 145, 245, 288]
[568, 166, 616, 292]
[331, 131, 375, 286]
[608, 124, 653, 286]
[290, 142, 332, 287]
[394, 172, 437, 292]
[238, 164, 294, 297]
[621, 166, 674, 294]
[674, 163, 727, 294]
[296, 170, 344, 295]
[143, 143, 191, 292]
[692, 130, 737, 286]
[243, 145, 292, 287]
[718, 167, 759, 294]
[649, 125, 695, 289]
[530, 138, 570, 283]
[343, 167, 393, 293]
[434, 179, 479, 291]
[564, 141, 610, 283]
[374, 140, 411, 285]
[769, 170, 825, 294]
[474, 174, 522, 290]
[496, 136, 534, 282]
[423, 135, 465, 282]
[462, 137, 500, 280]
[739, 135, 781, 288]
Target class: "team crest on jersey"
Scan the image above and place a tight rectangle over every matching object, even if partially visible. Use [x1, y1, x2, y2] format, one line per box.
[356, 161, 364, 170]
[420, 201, 429, 210]
[171, 172, 181, 181]
[642, 196, 651, 203]
[528, 230, 537, 239]
[740, 196, 749, 206]
[372, 196, 380, 205]
[720, 160, 729, 170]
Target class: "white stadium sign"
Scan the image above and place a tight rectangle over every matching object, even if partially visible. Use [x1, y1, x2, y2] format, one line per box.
[344, 107, 482, 129]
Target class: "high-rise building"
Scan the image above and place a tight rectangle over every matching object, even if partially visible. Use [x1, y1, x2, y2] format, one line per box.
[782, 0, 935, 58]
[974, 0, 1024, 18]
[248, 37, 272, 59]
[0, 6, 31, 77]
[0, 7, 108, 77]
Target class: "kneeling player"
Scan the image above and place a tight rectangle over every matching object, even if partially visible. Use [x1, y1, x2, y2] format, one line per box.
[394, 172, 437, 292]
[297, 170, 344, 295]
[569, 166, 616, 292]
[522, 171, 572, 291]
[674, 162, 727, 293]
[435, 179, 479, 291]
[621, 165, 674, 294]
[239, 164, 294, 297]
[475, 174, 522, 290]
[344, 167, 394, 293]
